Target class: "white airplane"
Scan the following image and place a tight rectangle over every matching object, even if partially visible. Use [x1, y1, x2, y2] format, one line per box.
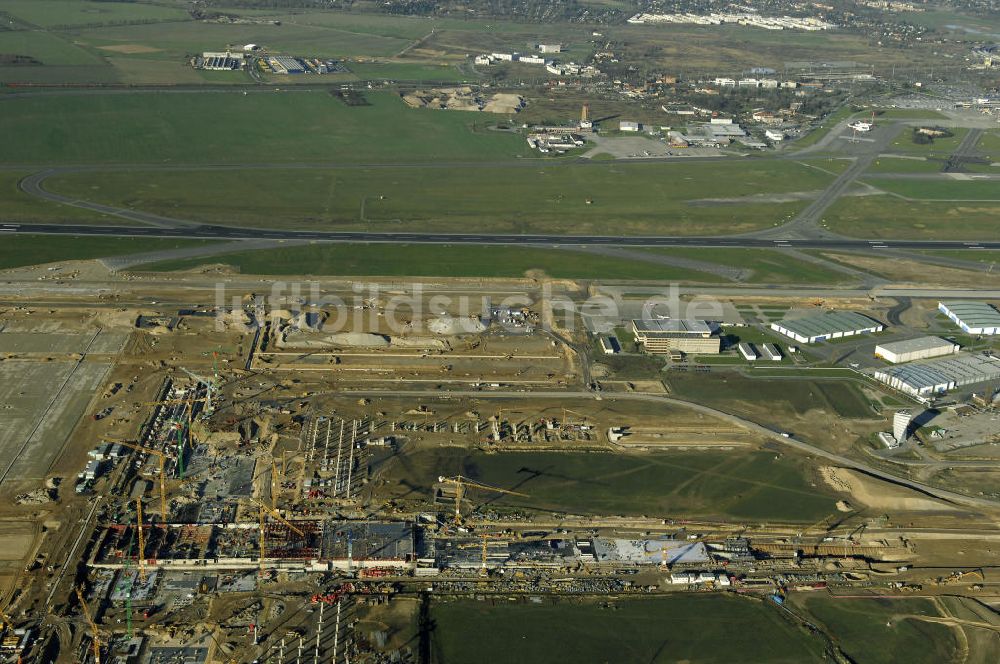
[848, 120, 873, 132]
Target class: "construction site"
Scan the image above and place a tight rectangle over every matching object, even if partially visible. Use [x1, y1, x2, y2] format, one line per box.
[2, 269, 1000, 663]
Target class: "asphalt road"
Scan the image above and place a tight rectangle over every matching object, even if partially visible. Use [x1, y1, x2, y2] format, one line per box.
[4, 222, 999, 251]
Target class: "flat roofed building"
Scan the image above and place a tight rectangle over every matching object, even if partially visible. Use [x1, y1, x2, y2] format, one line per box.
[872, 353, 1000, 396]
[939, 301, 1000, 335]
[875, 336, 959, 364]
[600, 335, 621, 355]
[631, 319, 720, 355]
[770, 311, 883, 344]
[761, 343, 782, 361]
[619, 120, 640, 131]
[737, 343, 757, 360]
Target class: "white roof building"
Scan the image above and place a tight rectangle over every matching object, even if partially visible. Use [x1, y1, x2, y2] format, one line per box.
[939, 301, 1000, 335]
[875, 336, 959, 364]
[771, 311, 883, 344]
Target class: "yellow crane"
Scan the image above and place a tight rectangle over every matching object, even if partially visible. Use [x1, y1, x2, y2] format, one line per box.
[478, 532, 509, 577]
[437, 476, 528, 524]
[115, 440, 168, 519]
[248, 497, 304, 577]
[75, 586, 101, 664]
[136, 498, 148, 583]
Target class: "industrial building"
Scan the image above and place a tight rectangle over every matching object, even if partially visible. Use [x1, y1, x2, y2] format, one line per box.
[199, 52, 243, 71]
[939, 301, 1000, 335]
[770, 311, 883, 343]
[631, 319, 720, 355]
[619, 121, 641, 132]
[872, 353, 1000, 397]
[875, 336, 959, 364]
[268, 55, 305, 74]
[737, 343, 757, 360]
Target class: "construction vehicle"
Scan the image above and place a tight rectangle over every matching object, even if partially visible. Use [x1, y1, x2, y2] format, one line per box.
[935, 568, 984, 585]
[75, 586, 101, 664]
[437, 475, 528, 525]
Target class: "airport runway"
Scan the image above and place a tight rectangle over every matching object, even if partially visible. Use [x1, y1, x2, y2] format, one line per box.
[3, 222, 999, 251]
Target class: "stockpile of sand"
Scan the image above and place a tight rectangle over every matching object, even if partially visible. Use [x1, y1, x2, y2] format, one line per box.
[483, 93, 524, 114]
[820, 466, 956, 512]
[427, 315, 487, 335]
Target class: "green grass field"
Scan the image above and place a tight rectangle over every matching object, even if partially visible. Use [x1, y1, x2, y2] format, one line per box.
[667, 374, 874, 419]
[888, 127, 968, 155]
[0, 30, 104, 65]
[0, 171, 117, 224]
[641, 248, 855, 284]
[864, 177, 1000, 201]
[0, 91, 528, 164]
[823, 195, 1000, 240]
[795, 595, 959, 664]
[45, 159, 830, 235]
[1, 0, 190, 27]
[0, 235, 214, 270]
[919, 249, 1000, 264]
[386, 447, 839, 522]
[866, 156, 943, 174]
[431, 596, 826, 664]
[140, 243, 726, 281]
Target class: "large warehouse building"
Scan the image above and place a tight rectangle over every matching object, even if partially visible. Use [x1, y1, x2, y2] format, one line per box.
[939, 301, 1000, 335]
[875, 336, 959, 364]
[872, 353, 1000, 397]
[770, 311, 883, 344]
[631, 319, 720, 355]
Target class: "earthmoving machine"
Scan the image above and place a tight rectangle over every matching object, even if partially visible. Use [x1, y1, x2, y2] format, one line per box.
[437, 475, 528, 524]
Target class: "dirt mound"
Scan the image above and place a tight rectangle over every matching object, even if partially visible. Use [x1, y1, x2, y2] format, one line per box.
[820, 467, 956, 512]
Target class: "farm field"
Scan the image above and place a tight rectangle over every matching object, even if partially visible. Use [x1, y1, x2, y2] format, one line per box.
[822, 195, 1000, 240]
[431, 595, 826, 664]
[0, 235, 215, 271]
[1, 0, 189, 27]
[0, 91, 528, 164]
[383, 447, 840, 522]
[44, 159, 832, 235]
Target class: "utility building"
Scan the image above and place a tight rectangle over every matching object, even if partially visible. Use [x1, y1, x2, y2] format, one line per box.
[631, 319, 720, 355]
[875, 336, 959, 364]
[939, 301, 1000, 335]
[770, 311, 883, 344]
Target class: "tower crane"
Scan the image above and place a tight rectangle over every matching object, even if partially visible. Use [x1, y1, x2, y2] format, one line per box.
[248, 497, 304, 577]
[75, 586, 101, 664]
[437, 476, 528, 524]
[114, 440, 168, 519]
[136, 498, 147, 583]
[181, 366, 218, 417]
